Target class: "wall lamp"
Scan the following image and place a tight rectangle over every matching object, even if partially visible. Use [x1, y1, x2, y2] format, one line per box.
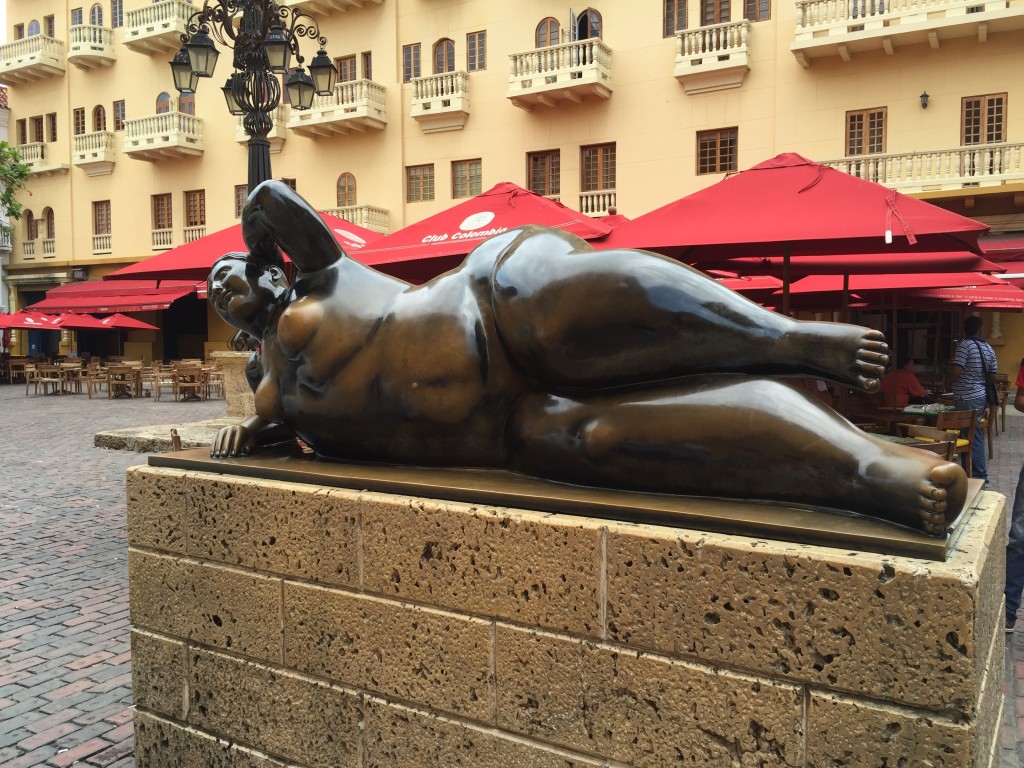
[920, 91, 929, 109]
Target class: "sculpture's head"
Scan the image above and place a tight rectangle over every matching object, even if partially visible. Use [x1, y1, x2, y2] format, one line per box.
[208, 252, 288, 338]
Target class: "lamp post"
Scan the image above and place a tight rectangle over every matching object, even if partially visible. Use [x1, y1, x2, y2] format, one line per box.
[169, 0, 337, 190]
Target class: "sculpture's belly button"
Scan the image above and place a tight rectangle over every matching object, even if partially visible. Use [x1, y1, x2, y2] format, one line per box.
[279, 300, 324, 356]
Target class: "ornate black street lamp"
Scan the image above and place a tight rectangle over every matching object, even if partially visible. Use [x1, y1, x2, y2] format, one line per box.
[170, 0, 337, 189]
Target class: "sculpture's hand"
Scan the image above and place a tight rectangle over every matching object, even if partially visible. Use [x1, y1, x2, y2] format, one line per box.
[211, 424, 255, 458]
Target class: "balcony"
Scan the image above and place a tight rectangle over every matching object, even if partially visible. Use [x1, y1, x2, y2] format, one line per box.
[820, 143, 1024, 192]
[18, 143, 69, 176]
[579, 189, 616, 217]
[0, 36, 66, 83]
[92, 234, 111, 254]
[675, 21, 750, 94]
[152, 229, 173, 250]
[124, 0, 194, 55]
[791, 0, 1024, 67]
[284, 0, 382, 14]
[22, 240, 36, 260]
[67, 24, 116, 69]
[73, 131, 116, 176]
[41, 239, 56, 259]
[184, 225, 205, 243]
[507, 39, 613, 111]
[288, 80, 388, 137]
[322, 204, 390, 234]
[411, 72, 470, 133]
[235, 105, 288, 152]
[123, 111, 204, 161]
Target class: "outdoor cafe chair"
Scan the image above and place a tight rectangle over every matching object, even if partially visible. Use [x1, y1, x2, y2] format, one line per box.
[85, 364, 107, 399]
[107, 365, 140, 399]
[34, 364, 64, 396]
[995, 374, 1010, 433]
[895, 424, 956, 462]
[172, 365, 205, 402]
[153, 365, 175, 402]
[932, 409, 978, 477]
[59, 362, 84, 395]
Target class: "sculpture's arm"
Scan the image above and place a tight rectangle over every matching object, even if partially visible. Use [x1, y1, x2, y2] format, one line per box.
[242, 180, 345, 274]
[211, 416, 295, 458]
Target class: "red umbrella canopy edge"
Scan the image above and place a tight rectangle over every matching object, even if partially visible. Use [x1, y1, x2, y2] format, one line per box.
[596, 153, 988, 258]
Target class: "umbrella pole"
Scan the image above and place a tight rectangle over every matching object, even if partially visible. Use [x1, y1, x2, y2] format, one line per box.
[841, 273, 850, 324]
[782, 245, 791, 316]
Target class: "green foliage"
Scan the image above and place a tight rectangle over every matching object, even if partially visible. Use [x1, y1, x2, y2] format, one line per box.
[0, 142, 30, 237]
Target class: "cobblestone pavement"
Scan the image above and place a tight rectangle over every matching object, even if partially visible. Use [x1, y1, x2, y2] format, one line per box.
[0, 383, 225, 768]
[2, 381, 1024, 766]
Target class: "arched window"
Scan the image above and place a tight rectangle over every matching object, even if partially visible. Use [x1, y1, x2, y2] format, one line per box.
[25, 211, 36, 240]
[433, 38, 455, 74]
[179, 93, 195, 115]
[576, 8, 602, 39]
[92, 105, 106, 132]
[27, 20, 40, 36]
[155, 92, 171, 114]
[89, 4, 103, 25]
[337, 173, 356, 207]
[43, 208, 55, 239]
[536, 17, 559, 47]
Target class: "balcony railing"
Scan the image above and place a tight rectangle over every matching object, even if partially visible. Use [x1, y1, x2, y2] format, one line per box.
[92, 233, 112, 254]
[411, 71, 470, 133]
[0, 229, 11, 251]
[235, 105, 287, 151]
[322, 205, 390, 234]
[0, 35, 66, 83]
[674, 21, 750, 94]
[184, 225, 206, 243]
[22, 240, 36, 260]
[73, 131, 116, 176]
[17, 141, 69, 176]
[124, 111, 204, 160]
[791, 0, 1024, 66]
[507, 39, 613, 110]
[42, 238, 56, 258]
[67, 24, 116, 68]
[579, 189, 616, 217]
[289, 79, 388, 137]
[124, 0, 194, 54]
[152, 229, 174, 250]
[821, 143, 1024, 192]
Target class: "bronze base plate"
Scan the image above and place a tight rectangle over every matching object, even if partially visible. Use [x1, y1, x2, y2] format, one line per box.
[150, 446, 985, 562]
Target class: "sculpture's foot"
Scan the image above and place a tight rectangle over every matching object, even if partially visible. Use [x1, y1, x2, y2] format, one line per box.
[789, 323, 889, 392]
[868, 452, 967, 537]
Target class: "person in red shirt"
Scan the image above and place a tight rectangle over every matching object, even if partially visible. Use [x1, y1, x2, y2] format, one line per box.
[881, 356, 927, 407]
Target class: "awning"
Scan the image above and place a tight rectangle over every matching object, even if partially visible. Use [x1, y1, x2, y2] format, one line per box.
[27, 279, 201, 313]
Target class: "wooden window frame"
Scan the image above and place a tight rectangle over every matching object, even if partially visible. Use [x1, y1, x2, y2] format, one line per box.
[14, 24, 24, 40]
[152, 193, 172, 231]
[73, 108, 86, 136]
[664, 0, 686, 35]
[696, 128, 738, 175]
[744, 0, 770, 20]
[46, 113, 57, 143]
[234, 184, 248, 218]
[361, 51, 372, 80]
[112, 100, 126, 131]
[433, 38, 455, 74]
[44, 208, 55, 239]
[92, 200, 111, 236]
[402, 43, 421, 83]
[16, 119, 26, 146]
[44, 15, 55, 37]
[845, 107, 887, 156]
[467, 31, 486, 72]
[71, 7, 83, 26]
[536, 17, 560, 47]
[88, 4, 103, 26]
[527, 150, 560, 197]
[184, 189, 206, 228]
[452, 159, 482, 199]
[337, 173, 356, 207]
[576, 8, 602, 40]
[111, 0, 122, 28]
[961, 93, 1006, 145]
[94, 105, 107, 132]
[702, 0, 731, 26]
[580, 143, 616, 192]
[336, 55, 357, 82]
[406, 164, 435, 203]
[30, 116, 44, 143]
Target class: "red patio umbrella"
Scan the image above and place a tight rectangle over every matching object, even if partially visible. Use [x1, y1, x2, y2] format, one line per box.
[355, 182, 611, 282]
[46, 313, 108, 330]
[787, 272, 1003, 294]
[98, 313, 159, 330]
[104, 212, 383, 281]
[907, 284, 1024, 307]
[704, 251, 1003, 276]
[0, 311, 57, 330]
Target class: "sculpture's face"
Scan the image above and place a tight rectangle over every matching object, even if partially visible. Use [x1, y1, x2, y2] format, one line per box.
[208, 256, 285, 333]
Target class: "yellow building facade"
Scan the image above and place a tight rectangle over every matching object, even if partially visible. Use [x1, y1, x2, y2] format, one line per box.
[2, 0, 1024, 366]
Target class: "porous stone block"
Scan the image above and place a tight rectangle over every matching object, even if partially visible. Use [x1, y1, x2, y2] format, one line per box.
[130, 629, 187, 720]
[604, 492, 1005, 716]
[495, 624, 804, 767]
[135, 711, 291, 768]
[126, 466, 187, 553]
[363, 697, 606, 768]
[361, 492, 603, 636]
[128, 550, 282, 662]
[806, 690, 970, 766]
[284, 583, 492, 722]
[188, 647, 362, 768]
[211, 351, 256, 419]
[185, 473, 360, 587]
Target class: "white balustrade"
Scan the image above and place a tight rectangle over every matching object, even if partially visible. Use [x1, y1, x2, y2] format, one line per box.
[22, 240, 35, 259]
[0, 35, 65, 63]
[579, 190, 616, 216]
[509, 39, 612, 78]
[92, 234, 111, 254]
[42, 239, 56, 258]
[152, 229, 174, 250]
[17, 143, 45, 163]
[676, 20, 749, 61]
[69, 25, 113, 47]
[413, 71, 469, 101]
[323, 205, 390, 233]
[125, 111, 203, 141]
[184, 226, 206, 243]
[125, 0, 194, 30]
[73, 131, 115, 154]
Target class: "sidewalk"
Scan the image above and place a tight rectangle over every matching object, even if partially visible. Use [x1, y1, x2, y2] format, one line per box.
[0, 381, 1021, 767]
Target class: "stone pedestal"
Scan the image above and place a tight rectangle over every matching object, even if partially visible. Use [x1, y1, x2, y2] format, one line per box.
[127, 465, 1006, 768]
[209, 351, 254, 419]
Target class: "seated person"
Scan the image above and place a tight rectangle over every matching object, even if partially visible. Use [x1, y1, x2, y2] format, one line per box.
[209, 181, 968, 538]
[881, 357, 927, 407]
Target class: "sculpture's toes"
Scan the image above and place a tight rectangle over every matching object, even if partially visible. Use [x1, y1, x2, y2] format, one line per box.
[853, 331, 889, 392]
[916, 462, 968, 536]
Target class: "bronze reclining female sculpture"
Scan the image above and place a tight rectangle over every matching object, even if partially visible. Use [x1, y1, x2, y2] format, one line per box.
[209, 180, 967, 537]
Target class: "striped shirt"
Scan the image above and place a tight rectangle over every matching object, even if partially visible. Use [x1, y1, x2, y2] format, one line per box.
[951, 336, 997, 401]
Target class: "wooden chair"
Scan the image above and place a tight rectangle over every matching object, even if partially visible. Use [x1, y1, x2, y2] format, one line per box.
[995, 374, 1010, 433]
[23, 363, 39, 396]
[107, 365, 139, 399]
[204, 365, 225, 400]
[153, 365, 175, 402]
[172, 365, 205, 401]
[898, 424, 956, 461]
[35, 364, 64, 396]
[59, 362, 84, 394]
[85, 363, 106, 399]
[933, 409, 978, 477]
